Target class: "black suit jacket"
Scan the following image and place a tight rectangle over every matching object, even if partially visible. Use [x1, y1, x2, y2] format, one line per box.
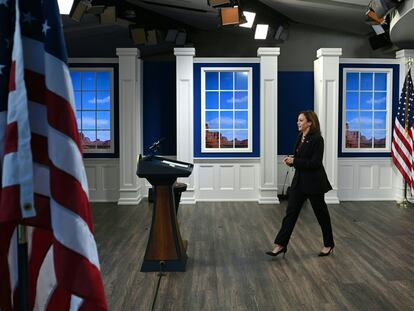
[290, 132, 332, 194]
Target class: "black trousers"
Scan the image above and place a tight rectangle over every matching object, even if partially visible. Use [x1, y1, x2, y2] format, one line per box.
[274, 188, 334, 248]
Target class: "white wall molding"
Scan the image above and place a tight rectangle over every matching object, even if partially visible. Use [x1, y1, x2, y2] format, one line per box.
[84, 159, 120, 202]
[116, 48, 143, 206]
[314, 48, 342, 204]
[258, 47, 280, 204]
[175, 48, 196, 204]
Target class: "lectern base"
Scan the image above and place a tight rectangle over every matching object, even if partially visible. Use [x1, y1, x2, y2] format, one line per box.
[140, 257, 187, 272]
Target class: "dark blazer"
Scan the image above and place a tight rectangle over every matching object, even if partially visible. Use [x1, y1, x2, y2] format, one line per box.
[290, 132, 332, 194]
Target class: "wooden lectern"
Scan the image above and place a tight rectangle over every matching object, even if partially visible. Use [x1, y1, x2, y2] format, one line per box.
[137, 156, 193, 272]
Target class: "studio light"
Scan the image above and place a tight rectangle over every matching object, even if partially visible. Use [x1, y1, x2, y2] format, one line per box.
[239, 11, 256, 28]
[58, 0, 74, 15]
[372, 24, 385, 35]
[254, 24, 269, 40]
[220, 6, 240, 26]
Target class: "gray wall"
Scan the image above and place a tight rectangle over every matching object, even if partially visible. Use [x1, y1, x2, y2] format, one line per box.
[65, 20, 397, 70]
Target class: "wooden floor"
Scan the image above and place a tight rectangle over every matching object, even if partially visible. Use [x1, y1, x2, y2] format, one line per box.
[91, 200, 414, 311]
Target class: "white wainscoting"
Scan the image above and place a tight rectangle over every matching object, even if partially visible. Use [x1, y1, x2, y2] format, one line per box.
[194, 159, 260, 201]
[83, 158, 120, 202]
[338, 157, 395, 201]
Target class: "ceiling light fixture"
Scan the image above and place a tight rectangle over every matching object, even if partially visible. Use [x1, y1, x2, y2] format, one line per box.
[239, 11, 256, 28]
[58, 0, 74, 15]
[254, 24, 269, 40]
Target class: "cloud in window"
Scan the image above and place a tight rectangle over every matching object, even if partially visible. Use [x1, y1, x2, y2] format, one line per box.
[82, 117, 110, 127]
[88, 96, 110, 104]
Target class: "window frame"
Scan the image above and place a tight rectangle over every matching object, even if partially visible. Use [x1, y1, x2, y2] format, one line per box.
[341, 67, 393, 153]
[200, 67, 253, 153]
[70, 67, 115, 155]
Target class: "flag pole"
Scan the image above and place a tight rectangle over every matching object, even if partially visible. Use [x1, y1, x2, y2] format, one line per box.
[17, 224, 29, 311]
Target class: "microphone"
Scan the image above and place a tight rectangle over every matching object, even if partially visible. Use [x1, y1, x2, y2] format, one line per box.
[149, 137, 166, 153]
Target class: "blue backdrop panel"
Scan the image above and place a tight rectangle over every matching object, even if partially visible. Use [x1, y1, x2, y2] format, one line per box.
[143, 61, 176, 155]
[278, 71, 314, 155]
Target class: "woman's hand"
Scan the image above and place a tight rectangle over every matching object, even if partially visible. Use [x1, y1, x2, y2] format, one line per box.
[283, 156, 294, 167]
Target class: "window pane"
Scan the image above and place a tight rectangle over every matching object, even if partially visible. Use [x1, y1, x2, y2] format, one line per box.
[96, 91, 111, 110]
[82, 111, 96, 130]
[206, 92, 218, 109]
[360, 129, 372, 148]
[374, 111, 386, 129]
[220, 72, 233, 90]
[235, 111, 248, 129]
[74, 91, 81, 110]
[346, 72, 359, 91]
[346, 130, 359, 148]
[97, 111, 110, 130]
[346, 111, 359, 130]
[220, 111, 233, 129]
[82, 72, 96, 90]
[97, 72, 110, 90]
[235, 72, 248, 90]
[360, 92, 373, 110]
[374, 73, 387, 91]
[220, 130, 234, 148]
[346, 92, 358, 110]
[220, 92, 233, 109]
[235, 130, 248, 148]
[205, 111, 219, 129]
[374, 130, 386, 148]
[82, 92, 96, 110]
[206, 72, 218, 90]
[206, 130, 219, 148]
[361, 73, 373, 90]
[374, 92, 386, 110]
[82, 131, 96, 149]
[71, 72, 81, 90]
[360, 111, 372, 129]
[235, 91, 248, 109]
[97, 131, 111, 149]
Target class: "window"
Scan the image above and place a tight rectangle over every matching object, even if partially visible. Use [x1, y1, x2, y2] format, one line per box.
[342, 68, 392, 152]
[201, 68, 252, 153]
[70, 68, 114, 153]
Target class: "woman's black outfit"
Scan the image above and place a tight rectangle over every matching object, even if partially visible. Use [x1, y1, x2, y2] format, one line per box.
[274, 132, 334, 248]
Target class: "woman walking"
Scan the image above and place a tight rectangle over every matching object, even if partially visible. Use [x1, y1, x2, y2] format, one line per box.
[266, 111, 335, 257]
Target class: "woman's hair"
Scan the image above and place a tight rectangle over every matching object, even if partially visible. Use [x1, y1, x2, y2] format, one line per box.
[299, 110, 321, 135]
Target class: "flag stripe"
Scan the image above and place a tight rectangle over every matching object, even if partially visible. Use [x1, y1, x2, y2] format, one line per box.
[4, 122, 17, 154]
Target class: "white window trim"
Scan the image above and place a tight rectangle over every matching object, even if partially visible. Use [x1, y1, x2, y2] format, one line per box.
[201, 67, 253, 153]
[342, 67, 393, 153]
[70, 67, 115, 154]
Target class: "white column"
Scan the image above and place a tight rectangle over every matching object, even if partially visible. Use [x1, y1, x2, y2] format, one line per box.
[174, 48, 195, 204]
[116, 48, 143, 205]
[394, 49, 414, 202]
[258, 48, 280, 204]
[314, 48, 342, 204]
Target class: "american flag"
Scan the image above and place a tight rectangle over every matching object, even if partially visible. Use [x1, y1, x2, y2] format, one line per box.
[0, 0, 107, 310]
[391, 69, 414, 188]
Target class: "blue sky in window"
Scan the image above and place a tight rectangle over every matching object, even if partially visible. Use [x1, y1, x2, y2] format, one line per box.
[220, 72, 233, 90]
[206, 72, 218, 90]
[234, 130, 248, 140]
[361, 73, 373, 90]
[97, 112, 111, 129]
[360, 92, 372, 110]
[206, 111, 219, 129]
[374, 112, 386, 129]
[346, 92, 358, 110]
[235, 111, 248, 129]
[71, 72, 81, 90]
[374, 73, 387, 90]
[97, 72, 110, 90]
[374, 92, 386, 109]
[235, 91, 248, 109]
[346, 111, 359, 129]
[206, 92, 218, 109]
[220, 92, 233, 109]
[235, 72, 248, 90]
[82, 72, 96, 90]
[82, 92, 96, 110]
[346, 73, 359, 90]
[220, 111, 233, 129]
[360, 112, 372, 129]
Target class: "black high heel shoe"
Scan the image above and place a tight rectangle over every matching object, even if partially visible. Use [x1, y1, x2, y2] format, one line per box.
[265, 247, 287, 258]
[318, 246, 334, 257]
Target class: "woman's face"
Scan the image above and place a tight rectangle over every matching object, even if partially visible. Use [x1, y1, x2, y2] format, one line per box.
[297, 113, 311, 133]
